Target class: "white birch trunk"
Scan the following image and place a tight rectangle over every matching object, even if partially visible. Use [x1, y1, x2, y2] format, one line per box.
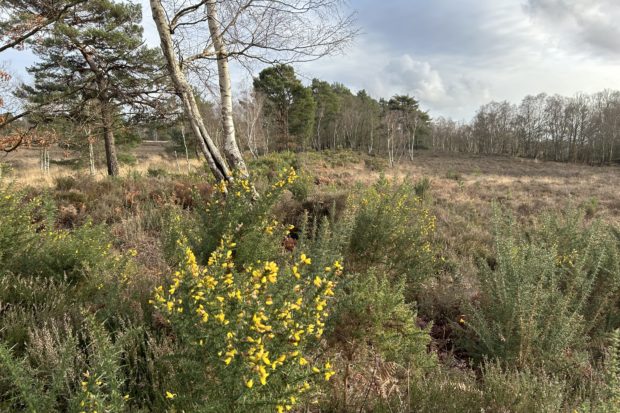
[150, 0, 231, 182]
[206, 0, 250, 178]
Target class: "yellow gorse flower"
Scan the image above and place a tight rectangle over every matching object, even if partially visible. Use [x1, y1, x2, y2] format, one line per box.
[151, 224, 343, 412]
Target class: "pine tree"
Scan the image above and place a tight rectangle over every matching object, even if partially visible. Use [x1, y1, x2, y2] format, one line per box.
[19, 0, 164, 175]
[254, 65, 315, 150]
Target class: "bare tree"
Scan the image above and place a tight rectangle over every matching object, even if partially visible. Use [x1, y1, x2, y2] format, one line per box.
[149, 0, 357, 182]
[236, 88, 265, 158]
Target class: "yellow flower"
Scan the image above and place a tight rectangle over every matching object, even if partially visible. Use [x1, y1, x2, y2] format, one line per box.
[313, 276, 322, 287]
[300, 253, 311, 265]
[258, 365, 269, 385]
[165, 391, 176, 399]
[299, 357, 308, 366]
[246, 379, 254, 388]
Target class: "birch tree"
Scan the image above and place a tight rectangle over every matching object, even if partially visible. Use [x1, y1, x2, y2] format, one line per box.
[149, 0, 356, 181]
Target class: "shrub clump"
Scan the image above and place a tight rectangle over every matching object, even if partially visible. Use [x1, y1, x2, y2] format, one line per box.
[151, 235, 343, 412]
[347, 177, 436, 291]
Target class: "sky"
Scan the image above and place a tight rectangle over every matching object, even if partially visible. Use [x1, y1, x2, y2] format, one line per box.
[3, 0, 620, 120]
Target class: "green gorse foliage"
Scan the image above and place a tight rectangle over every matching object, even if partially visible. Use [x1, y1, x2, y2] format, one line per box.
[463, 206, 620, 376]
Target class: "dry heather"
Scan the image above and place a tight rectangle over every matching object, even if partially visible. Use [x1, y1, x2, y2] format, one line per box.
[0, 141, 204, 185]
[4, 145, 618, 229]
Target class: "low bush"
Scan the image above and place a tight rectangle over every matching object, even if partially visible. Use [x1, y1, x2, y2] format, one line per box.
[347, 177, 437, 294]
[151, 234, 342, 412]
[325, 270, 435, 411]
[461, 207, 620, 378]
[408, 364, 571, 413]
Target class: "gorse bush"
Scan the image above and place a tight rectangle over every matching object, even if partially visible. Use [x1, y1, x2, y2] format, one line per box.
[326, 270, 435, 411]
[347, 177, 436, 291]
[408, 363, 571, 413]
[248, 152, 300, 184]
[0, 186, 116, 283]
[151, 235, 342, 412]
[185, 168, 299, 267]
[462, 207, 620, 376]
[532, 208, 620, 338]
[0, 316, 131, 412]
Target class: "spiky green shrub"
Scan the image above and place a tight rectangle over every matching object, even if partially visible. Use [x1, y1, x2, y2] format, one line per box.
[408, 363, 571, 413]
[188, 168, 298, 267]
[347, 177, 436, 291]
[325, 270, 435, 411]
[0, 186, 117, 283]
[462, 208, 620, 375]
[583, 329, 620, 413]
[0, 317, 131, 412]
[530, 208, 620, 339]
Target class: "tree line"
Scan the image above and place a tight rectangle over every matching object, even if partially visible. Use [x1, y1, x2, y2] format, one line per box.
[2, 0, 618, 183]
[432, 91, 620, 165]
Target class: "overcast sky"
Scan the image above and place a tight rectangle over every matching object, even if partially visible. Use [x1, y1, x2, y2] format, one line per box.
[3, 0, 620, 120]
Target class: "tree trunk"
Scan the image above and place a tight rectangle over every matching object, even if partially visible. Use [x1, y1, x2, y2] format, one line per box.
[101, 102, 119, 176]
[150, 0, 230, 182]
[206, 0, 250, 178]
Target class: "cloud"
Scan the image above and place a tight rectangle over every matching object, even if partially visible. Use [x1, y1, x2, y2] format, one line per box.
[4, 0, 620, 120]
[525, 0, 620, 57]
[377, 55, 491, 117]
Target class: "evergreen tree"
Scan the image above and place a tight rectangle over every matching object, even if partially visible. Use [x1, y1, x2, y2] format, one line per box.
[311, 79, 340, 150]
[254, 65, 315, 150]
[19, 0, 164, 175]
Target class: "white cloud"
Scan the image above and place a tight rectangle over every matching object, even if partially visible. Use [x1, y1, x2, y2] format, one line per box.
[4, 0, 620, 120]
[525, 0, 620, 57]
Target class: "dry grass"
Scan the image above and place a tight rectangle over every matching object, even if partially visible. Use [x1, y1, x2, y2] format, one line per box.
[0, 141, 204, 186]
[5, 145, 618, 227]
[301, 151, 620, 223]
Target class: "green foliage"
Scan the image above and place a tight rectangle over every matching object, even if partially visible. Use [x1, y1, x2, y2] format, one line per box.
[408, 364, 571, 413]
[347, 177, 436, 292]
[115, 128, 142, 148]
[288, 172, 313, 202]
[0, 184, 131, 282]
[248, 152, 300, 183]
[329, 271, 433, 365]
[151, 234, 341, 412]
[462, 207, 620, 376]
[254, 65, 316, 149]
[446, 169, 462, 181]
[325, 271, 435, 412]
[147, 166, 170, 178]
[188, 169, 298, 267]
[414, 176, 432, 199]
[117, 152, 137, 166]
[0, 316, 132, 413]
[594, 330, 620, 412]
[531, 208, 620, 337]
